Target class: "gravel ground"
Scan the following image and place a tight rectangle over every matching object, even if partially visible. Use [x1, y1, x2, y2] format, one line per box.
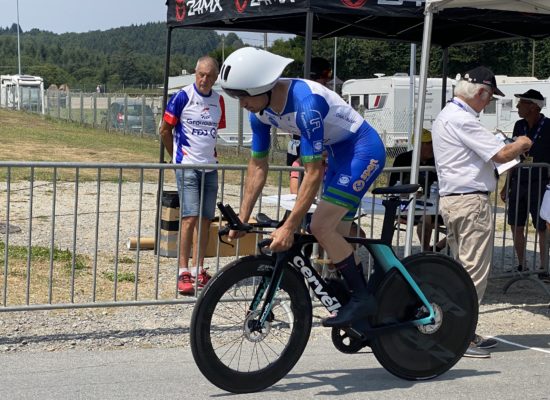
[0, 181, 549, 353]
[0, 277, 548, 354]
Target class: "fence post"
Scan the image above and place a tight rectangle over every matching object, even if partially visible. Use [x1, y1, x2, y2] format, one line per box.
[141, 95, 146, 137]
[106, 95, 112, 132]
[124, 94, 128, 134]
[68, 91, 72, 121]
[93, 92, 97, 128]
[55, 91, 59, 119]
[80, 92, 84, 124]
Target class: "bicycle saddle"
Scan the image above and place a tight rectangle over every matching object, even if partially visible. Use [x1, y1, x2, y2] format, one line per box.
[372, 184, 421, 196]
[256, 212, 279, 228]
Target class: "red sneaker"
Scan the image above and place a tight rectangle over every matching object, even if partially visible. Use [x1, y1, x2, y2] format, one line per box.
[196, 269, 212, 288]
[178, 272, 194, 295]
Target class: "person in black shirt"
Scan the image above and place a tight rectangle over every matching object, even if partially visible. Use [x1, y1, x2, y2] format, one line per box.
[500, 89, 550, 273]
[389, 129, 445, 251]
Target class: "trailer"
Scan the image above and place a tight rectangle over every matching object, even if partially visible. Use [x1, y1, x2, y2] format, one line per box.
[341, 75, 453, 147]
[342, 74, 550, 140]
[0, 74, 45, 114]
[479, 76, 550, 134]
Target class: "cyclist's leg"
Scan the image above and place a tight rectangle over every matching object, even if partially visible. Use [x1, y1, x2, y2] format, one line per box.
[312, 125, 385, 326]
[311, 201, 373, 327]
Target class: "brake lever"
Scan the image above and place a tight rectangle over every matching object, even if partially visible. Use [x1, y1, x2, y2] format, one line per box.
[217, 225, 234, 248]
[258, 238, 273, 255]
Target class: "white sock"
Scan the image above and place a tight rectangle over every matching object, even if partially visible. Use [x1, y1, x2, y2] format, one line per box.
[179, 268, 189, 276]
[190, 267, 203, 277]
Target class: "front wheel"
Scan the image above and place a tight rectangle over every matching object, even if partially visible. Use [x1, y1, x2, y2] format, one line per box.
[190, 255, 313, 393]
[370, 253, 478, 380]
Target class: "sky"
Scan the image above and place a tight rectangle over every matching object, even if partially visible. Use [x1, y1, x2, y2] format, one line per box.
[0, 0, 290, 46]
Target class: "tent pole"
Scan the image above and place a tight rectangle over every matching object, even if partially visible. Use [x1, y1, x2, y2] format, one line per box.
[408, 43, 416, 151]
[160, 26, 173, 164]
[154, 26, 173, 254]
[404, 7, 434, 256]
[304, 11, 313, 78]
[441, 47, 449, 109]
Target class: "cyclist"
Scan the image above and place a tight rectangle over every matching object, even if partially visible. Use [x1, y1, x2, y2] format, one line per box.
[220, 47, 386, 327]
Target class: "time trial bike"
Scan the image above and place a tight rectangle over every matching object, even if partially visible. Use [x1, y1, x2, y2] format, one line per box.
[190, 183, 478, 393]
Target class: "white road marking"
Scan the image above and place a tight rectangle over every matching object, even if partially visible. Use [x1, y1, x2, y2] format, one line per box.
[494, 336, 550, 354]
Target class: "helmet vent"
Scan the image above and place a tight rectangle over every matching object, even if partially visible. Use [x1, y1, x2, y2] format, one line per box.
[222, 65, 231, 82]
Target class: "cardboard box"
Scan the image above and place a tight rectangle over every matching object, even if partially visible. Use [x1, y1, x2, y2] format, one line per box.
[205, 220, 261, 257]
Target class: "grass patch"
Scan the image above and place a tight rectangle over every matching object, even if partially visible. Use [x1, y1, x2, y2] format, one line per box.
[103, 271, 136, 283]
[0, 242, 167, 306]
[114, 256, 134, 264]
[0, 241, 87, 271]
[0, 108, 290, 187]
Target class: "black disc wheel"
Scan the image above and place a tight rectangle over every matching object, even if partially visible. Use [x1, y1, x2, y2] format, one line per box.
[190, 255, 312, 393]
[369, 253, 478, 380]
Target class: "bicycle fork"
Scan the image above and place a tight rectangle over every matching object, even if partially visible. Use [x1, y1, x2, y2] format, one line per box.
[250, 250, 344, 330]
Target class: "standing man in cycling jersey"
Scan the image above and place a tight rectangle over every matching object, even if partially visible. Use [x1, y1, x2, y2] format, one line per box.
[160, 55, 226, 295]
[220, 47, 386, 327]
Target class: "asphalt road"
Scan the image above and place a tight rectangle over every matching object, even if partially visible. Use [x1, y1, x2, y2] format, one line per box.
[0, 333, 548, 400]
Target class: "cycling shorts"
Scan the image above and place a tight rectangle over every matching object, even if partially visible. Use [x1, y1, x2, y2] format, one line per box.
[322, 123, 385, 220]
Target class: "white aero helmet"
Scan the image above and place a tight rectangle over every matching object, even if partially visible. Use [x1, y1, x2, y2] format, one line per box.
[220, 47, 294, 98]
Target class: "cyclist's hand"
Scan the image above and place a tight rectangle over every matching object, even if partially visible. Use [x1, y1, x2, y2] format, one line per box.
[269, 225, 295, 252]
[228, 229, 246, 240]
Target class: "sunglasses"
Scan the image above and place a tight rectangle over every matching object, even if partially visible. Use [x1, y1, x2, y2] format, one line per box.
[223, 88, 253, 99]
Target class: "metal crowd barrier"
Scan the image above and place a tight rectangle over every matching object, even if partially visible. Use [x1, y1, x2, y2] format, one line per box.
[1, 161, 548, 312]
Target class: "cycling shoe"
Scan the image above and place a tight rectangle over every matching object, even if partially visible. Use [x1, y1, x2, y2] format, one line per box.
[322, 293, 376, 328]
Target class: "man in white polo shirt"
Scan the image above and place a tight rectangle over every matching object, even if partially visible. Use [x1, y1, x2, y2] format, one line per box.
[432, 66, 532, 358]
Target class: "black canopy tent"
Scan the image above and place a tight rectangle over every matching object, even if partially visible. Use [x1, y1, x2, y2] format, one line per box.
[159, 0, 550, 253]
[162, 0, 550, 147]
[165, 0, 550, 46]
[161, 0, 550, 155]
[163, 0, 550, 103]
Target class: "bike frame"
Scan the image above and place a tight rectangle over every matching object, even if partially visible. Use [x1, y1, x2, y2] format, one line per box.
[217, 188, 436, 334]
[253, 232, 436, 333]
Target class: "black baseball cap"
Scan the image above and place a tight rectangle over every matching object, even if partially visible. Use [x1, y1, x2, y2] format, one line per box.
[462, 66, 504, 97]
[514, 89, 545, 108]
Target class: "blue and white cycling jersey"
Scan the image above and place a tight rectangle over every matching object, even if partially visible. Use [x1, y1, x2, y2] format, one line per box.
[164, 83, 226, 166]
[250, 79, 367, 162]
[249, 78, 385, 219]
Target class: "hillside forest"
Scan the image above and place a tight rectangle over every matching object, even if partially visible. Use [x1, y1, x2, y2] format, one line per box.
[2, 22, 550, 93]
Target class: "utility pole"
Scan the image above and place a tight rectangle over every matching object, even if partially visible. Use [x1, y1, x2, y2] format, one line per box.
[16, 0, 22, 75]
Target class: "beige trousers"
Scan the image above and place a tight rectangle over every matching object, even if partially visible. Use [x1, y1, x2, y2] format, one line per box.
[439, 194, 493, 303]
